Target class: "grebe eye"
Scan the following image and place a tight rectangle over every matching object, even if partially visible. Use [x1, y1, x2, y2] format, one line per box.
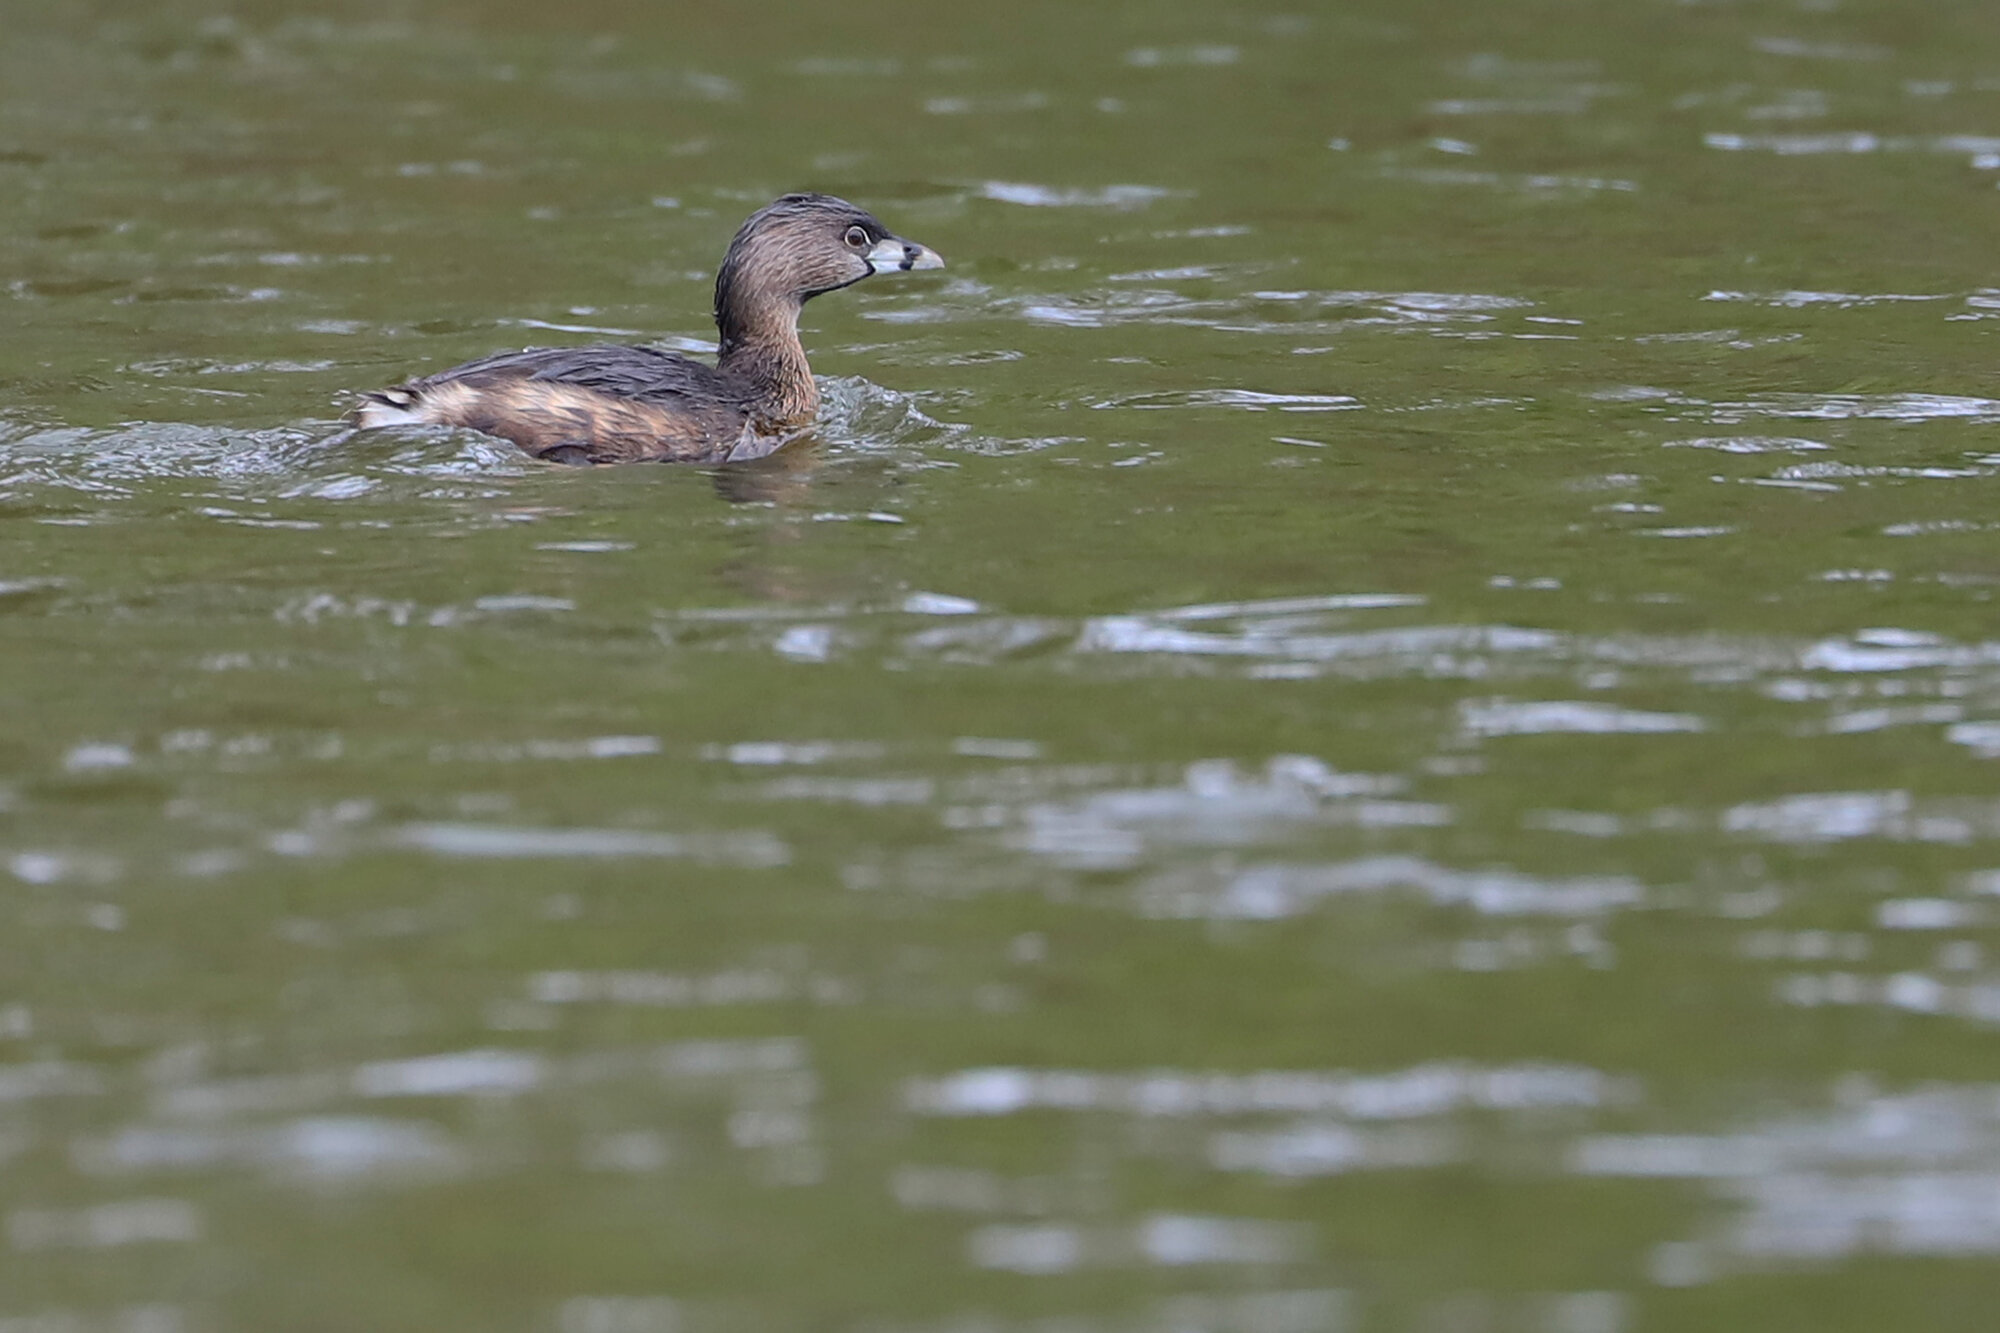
[844, 225, 869, 249]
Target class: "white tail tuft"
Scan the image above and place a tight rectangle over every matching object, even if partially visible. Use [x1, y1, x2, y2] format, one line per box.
[352, 389, 430, 429]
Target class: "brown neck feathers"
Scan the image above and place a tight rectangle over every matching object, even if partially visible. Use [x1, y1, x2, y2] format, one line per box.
[714, 243, 818, 426]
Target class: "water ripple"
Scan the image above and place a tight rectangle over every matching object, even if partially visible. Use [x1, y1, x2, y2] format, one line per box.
[390, 823, 790, 866]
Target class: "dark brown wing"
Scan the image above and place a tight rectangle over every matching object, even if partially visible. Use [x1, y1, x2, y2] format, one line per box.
[418, 344, 750, 409]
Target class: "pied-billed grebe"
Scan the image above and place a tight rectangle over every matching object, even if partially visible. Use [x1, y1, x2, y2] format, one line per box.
[350, 193, 943, 464]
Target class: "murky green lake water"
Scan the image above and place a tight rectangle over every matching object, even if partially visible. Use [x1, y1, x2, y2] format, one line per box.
[5, 0, 2000, 1327]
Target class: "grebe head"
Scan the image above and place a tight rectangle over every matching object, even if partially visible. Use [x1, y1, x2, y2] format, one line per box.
[714, 193, 943, 332]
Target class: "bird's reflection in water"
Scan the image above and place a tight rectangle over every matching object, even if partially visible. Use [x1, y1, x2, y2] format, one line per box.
[707, 437, 824, 506]
[705, 437, 833, 604]
[701, 435, 915, 603]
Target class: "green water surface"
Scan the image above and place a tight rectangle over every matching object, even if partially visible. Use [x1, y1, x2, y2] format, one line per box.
[4, 0, 2000, 1328]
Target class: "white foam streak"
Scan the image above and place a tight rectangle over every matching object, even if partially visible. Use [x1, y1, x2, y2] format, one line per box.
[1137, 856, 1643, 920]
[1576, 1082, 2000, 1268]
[391, 823, 789, 866]
[906, 1062, 1625, 1119]
[1461, 699, 1706, 736]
